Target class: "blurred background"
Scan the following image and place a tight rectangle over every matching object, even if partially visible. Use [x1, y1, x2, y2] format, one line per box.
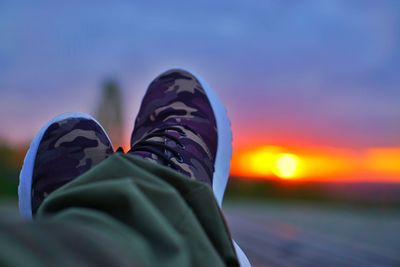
[1, 1, 400, 266]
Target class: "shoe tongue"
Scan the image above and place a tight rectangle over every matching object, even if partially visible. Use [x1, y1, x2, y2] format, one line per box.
[116, 146, 125, 153]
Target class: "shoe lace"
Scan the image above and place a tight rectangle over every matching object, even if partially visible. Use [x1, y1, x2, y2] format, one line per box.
[130, 126, 186, 169]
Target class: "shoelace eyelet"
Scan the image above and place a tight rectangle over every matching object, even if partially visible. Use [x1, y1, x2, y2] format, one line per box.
[176, 154, 184, 163]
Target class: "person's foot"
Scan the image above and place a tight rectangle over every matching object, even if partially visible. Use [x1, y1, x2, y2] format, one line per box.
[18, 112, 114, 219]
[129, 69, 232, 205]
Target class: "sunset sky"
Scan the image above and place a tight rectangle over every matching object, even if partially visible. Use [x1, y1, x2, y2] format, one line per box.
[1, 1, 400, 182]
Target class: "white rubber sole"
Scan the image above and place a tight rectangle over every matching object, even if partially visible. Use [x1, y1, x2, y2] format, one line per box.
[18, 112, 113, 220]
[195, 74, 232, 207]
[192, 71, 251, 267]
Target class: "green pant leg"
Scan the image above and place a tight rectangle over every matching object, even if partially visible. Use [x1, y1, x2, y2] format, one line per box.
[0, 153, 238, 267]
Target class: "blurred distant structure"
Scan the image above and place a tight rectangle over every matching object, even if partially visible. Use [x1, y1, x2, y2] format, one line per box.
[96, 80, 124, 147]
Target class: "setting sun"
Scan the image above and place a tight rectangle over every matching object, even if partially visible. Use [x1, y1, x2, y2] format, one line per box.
[272, 153, 300, 179]
[232, 146, 303, 180]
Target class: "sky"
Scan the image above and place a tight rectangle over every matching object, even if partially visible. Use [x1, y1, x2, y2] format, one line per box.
[1, 1, 400, 180]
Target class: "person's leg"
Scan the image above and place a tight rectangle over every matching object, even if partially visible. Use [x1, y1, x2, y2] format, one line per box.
[4, 153, 237, 266]
[35, 153, 238, 267]
[128, 69, 250, 266]
[9, 111, 238, 267]
[5, 70, 245, 266]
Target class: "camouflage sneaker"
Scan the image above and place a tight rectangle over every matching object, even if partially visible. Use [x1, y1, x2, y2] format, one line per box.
[129, 69, 232, 205]
[18, 112, 114, 219]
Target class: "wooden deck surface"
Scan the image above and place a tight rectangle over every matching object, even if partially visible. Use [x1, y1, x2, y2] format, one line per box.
[224, 202, 400, 267]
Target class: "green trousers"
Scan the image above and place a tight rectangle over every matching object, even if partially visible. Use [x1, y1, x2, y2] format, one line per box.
[0, 153, 239, 267]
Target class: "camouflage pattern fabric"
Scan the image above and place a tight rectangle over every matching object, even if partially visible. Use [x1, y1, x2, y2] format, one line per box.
[32, 117, 114, 214]
[130, 69, 218, 185]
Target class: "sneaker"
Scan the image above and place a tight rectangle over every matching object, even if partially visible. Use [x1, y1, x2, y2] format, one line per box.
[18, 112, 114, 219]
[129, 69, 232, 205]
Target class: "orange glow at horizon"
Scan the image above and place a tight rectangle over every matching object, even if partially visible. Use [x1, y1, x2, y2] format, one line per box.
[231, 145, 400, 183]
